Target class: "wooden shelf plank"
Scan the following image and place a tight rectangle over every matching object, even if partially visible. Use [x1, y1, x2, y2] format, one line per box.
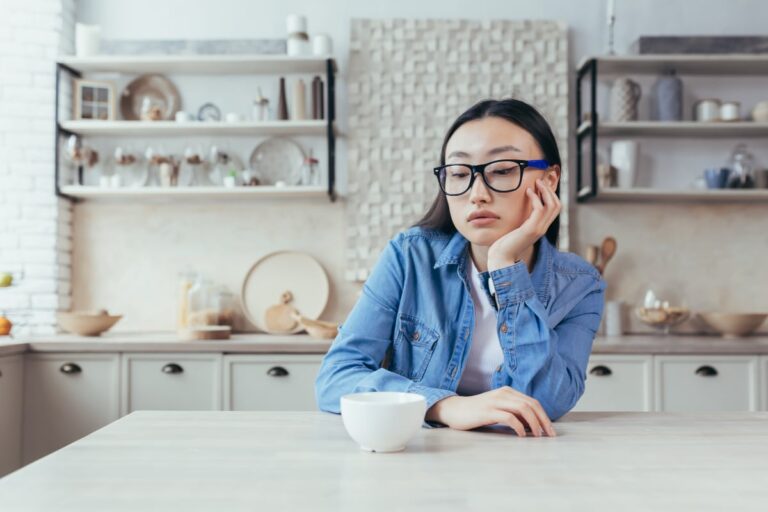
[59, 120, 333, 137]
[580, 187, 768, 203]
[57, 55, 337, 75]
[577, 54, 768, 75]
[577, 121, 768, 138]
[59, 185, 329, 200]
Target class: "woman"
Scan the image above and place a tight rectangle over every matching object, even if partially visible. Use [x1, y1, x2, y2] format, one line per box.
[315, 98, 605, 437]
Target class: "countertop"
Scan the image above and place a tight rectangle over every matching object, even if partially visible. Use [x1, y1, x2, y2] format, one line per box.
[0, 410, 766, 511]
[2, 332, 768, 357]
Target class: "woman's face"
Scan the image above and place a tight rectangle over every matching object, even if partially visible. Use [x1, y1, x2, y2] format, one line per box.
[443, 116, 560, 247]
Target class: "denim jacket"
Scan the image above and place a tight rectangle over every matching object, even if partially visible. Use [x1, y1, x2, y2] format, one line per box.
[315, 227, 606, 425]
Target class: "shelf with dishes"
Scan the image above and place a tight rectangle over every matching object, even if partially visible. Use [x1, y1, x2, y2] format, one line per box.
[55, 54, 338, 201]
[576, 54, 768, 203]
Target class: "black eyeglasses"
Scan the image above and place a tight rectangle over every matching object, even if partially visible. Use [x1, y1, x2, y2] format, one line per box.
[433, 159, 550, 196]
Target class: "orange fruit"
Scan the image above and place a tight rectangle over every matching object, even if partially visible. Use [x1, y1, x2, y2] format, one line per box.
[0, 316, 12, 336]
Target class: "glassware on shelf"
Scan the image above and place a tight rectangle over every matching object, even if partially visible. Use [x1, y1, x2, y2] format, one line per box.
[209, 145, 243, 187]
[635, 284, 690, 335]
[63, 135, 101, 186]
[298, 149, 320, 186]
[144, 146, 176, 187]
[176, 271, 196, 334]
[209, 287, 238, 328]
[727, 144, 755, 189]
[114, 146, 146, 188]
[180, 145, 209, 187]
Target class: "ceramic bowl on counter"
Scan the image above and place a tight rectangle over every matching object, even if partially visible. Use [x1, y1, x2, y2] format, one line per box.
[57, 310, 122, 336]
[698, 312, 767, 338]
[340, 392, 426, 453]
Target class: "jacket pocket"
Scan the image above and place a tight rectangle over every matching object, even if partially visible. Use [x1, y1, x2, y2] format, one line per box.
[390, 314, 439, 382]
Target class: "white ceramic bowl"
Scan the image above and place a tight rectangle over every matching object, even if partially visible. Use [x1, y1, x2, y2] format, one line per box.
[698, 312, 767, 338]
[340, 392, 426, 453]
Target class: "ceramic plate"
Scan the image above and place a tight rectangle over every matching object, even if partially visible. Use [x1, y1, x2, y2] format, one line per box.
[241, 251, 329, 334]
[248, 137, 305, 185]
[120, 74, 181, 121]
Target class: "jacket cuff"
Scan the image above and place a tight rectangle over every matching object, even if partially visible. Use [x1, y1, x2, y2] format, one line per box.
[487, 261, 535, 308]
[407, 383, 456, 429]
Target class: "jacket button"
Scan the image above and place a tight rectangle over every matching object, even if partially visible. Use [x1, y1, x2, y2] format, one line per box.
[412, 331, 420, 341]
[500, 324, 508, 333]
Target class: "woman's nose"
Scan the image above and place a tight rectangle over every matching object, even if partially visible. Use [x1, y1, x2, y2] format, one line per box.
[469, 174, 491, 203]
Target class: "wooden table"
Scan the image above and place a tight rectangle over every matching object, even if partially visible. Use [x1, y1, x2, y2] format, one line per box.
[1, 411, 767, 511]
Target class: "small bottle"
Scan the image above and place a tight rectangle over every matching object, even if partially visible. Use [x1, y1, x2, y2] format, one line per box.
[291, 79, 306, 120]
[278, 77, 289, 120]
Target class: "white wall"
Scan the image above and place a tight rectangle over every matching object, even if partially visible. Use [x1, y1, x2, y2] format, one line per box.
[68, 0, 768, 333]
[0, 0, 75, 335]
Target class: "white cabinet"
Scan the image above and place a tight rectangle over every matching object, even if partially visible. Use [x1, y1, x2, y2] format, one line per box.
[759, 356, 768, 411]
[655, 356, 759, 412]
[22, 353, 120, 465]
[121, 353, 222, 414]
[0, 355, 23, 477]
[223, 355, 323, 411]
[573, 355, 653, 412]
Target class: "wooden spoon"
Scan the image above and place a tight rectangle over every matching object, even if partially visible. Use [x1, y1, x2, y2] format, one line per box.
[596, 237, 617, 275]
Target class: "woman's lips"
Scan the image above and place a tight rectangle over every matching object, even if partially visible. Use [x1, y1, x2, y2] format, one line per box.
[468, 217, 498, 227]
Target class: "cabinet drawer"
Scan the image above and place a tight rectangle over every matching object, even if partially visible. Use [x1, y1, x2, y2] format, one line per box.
[22, 353, 120, 465]
[573, 355, 653, 412]
[0, 355, 23, 477]
[121, 353, 222, 414]
[655, 356, 758, 412]
[224, 355, 323, 411]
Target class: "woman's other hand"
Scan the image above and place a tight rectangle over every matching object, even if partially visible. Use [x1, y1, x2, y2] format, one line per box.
[425, 386, 557, 437]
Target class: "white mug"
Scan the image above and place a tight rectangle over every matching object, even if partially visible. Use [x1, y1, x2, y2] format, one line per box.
[610, 140, 639, 189]
[225, 112, 243, 123]
[694, 99, 721, 122]
[174, 111, 192, 122]
[312, 34, 333, 56]
[720, 101, 741, 122]
[75, 23, 101, 57]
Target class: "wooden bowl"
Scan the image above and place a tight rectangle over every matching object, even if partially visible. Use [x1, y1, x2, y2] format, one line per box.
[57, 310, 122, 337]
[698, 312, 767, 338]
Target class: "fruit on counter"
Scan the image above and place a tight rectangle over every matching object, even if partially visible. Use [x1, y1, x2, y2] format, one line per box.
[0, 272, 12, 287]
[0, 316, 12, 336]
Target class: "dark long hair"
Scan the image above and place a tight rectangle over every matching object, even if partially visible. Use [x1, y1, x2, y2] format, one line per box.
[414, 98, 561, 247]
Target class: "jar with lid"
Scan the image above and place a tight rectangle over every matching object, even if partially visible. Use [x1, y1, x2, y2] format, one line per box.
[209, 287, 238, 329]
[187, 276, 216, 328]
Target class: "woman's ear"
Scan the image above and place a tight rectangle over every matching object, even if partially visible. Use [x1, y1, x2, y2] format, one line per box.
[545, 165, 561, 191]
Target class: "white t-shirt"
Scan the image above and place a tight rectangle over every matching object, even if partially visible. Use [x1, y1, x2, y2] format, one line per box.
[456, 258, 503, 396]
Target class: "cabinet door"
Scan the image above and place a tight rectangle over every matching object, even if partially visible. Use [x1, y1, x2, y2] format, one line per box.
[223, 355, 323, 411]
[0, 355, 23, 477]
[121, 353, 222, 414]
[22, 353, 120, 465]
[572, 355, 653, 412]
[655, 356, 759, 412]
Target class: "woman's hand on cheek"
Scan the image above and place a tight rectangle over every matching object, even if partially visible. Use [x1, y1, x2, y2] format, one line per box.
[487, 178, 561, 271]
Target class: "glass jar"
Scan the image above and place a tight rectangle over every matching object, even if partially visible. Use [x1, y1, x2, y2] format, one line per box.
[176, 271, 196, 334]
[187, 276, 216, 328]
[210, 287, 238, 328]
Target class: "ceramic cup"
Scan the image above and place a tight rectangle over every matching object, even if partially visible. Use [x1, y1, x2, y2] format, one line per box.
[720, 101, 741, 122]
[610, 140, 639, 189]
[340, 392, 426, 453]
[704, 168, 731, 189]
[175, 111, 192, 123]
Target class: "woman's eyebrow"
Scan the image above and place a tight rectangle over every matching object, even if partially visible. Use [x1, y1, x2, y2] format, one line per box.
[446, 145, 522, 160]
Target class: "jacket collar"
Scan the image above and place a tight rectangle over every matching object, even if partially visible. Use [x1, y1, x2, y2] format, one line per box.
[434, 230, 554, 307]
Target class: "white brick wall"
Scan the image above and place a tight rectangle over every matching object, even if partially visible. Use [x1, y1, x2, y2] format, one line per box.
[0, 0, 74, 336]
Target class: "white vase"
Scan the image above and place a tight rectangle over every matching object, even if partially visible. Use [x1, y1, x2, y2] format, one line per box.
[610, 140, 639, 189]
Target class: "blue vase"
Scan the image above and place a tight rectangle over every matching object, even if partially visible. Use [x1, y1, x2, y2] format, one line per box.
[652, 71, 683, 121]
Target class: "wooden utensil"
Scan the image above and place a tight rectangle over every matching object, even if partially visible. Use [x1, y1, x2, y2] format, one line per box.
[291, 311, 339, 339]
[584, 245, 599, 267]
[596, 237, 617, 275]
[264, 291, 299, 333]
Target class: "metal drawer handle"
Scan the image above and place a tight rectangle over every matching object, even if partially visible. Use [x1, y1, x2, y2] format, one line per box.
[589, 365, 612, 377]
[695, 365, 718, 377]
[60, 363, 82, 375]
[267, 366, 289, 377]
[162, 363, 184, 375]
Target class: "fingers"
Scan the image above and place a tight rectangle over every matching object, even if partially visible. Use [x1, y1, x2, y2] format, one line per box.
[492, 410, 526, 437]
[524, 396, 557, 437]
[495, 388, 557, 437]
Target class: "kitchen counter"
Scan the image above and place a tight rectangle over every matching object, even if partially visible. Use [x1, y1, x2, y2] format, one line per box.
[2, 332, 768, 356]
[0, 410, 766, 511]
